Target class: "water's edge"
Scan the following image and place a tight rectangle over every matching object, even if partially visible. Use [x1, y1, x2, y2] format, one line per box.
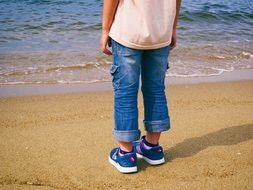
[0, 69, 252, 97]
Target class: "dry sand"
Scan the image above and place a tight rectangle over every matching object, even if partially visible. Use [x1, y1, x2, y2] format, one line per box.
[0, 80, 253, 190]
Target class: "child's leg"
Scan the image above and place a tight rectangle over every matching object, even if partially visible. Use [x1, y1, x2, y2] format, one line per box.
[131, 46, 171, 166]
[119, 141, 132, 152]
[146, 132, 161, 145]
[110, 40, 142, 148]
[141, 46, 171, 143]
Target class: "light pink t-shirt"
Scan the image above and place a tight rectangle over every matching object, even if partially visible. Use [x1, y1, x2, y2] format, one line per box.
[109, 0, 176, 49]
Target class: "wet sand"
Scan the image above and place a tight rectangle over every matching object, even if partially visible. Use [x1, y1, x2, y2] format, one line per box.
[0, 80, 253, 189]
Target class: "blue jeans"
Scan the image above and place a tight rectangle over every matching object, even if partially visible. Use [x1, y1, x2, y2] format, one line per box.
[110, 40, 171, 142]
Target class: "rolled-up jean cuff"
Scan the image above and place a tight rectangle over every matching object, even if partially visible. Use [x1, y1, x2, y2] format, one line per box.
[144, 118, 170, 132]
[113, 129, 141, 142]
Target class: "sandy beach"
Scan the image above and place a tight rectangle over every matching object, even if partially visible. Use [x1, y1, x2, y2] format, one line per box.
[0, 80, 253, 190]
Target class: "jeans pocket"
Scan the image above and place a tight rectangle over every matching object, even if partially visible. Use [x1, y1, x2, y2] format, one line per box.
[110, 64, 119, 76]
[110, 64, 120, 89]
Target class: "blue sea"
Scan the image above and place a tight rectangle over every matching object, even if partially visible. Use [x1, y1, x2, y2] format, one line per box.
[0, 0, 252, 85]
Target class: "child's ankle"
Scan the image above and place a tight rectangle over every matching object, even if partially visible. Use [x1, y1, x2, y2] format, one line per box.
[119, 148, 133, 155]
[119, 141, 132, 153]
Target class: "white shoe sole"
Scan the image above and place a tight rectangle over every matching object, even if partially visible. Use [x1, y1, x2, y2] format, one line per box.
[108, 156, 137, 173]
[136, 153, 165, 165]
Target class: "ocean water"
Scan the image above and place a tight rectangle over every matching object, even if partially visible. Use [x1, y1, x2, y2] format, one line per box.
[0, 0, 252, 85]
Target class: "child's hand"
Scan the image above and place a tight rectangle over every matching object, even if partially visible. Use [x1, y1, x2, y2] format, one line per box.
[170, 30, 177, 50]
[100, 31, 112, 55]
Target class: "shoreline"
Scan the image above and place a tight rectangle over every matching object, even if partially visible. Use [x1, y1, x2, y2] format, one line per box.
[0, 69, 253, 97]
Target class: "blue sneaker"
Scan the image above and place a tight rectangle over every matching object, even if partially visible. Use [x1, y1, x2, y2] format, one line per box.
[133, 136, 165, 165]
[108, 148, 137, 173]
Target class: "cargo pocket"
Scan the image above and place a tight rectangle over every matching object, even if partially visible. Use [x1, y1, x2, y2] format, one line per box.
[110, 64, 119, 76]
[110, 64, 119, 89]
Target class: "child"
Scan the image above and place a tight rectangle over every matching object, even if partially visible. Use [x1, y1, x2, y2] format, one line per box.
[100, 0, 181, 173]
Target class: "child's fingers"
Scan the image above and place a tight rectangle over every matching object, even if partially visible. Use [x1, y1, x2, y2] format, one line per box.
[103, 47, 112, 55]
[171, 42, 176, 49]
[170, 37, 177, 50]
[100, 33, 112, 55]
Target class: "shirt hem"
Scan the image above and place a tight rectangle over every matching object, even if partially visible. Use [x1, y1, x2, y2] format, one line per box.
[109, 34, 172, 50]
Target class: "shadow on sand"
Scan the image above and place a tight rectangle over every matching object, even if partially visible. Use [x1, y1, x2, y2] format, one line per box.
[138, 124, 253, 170]
[164, 123, 253, 161]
